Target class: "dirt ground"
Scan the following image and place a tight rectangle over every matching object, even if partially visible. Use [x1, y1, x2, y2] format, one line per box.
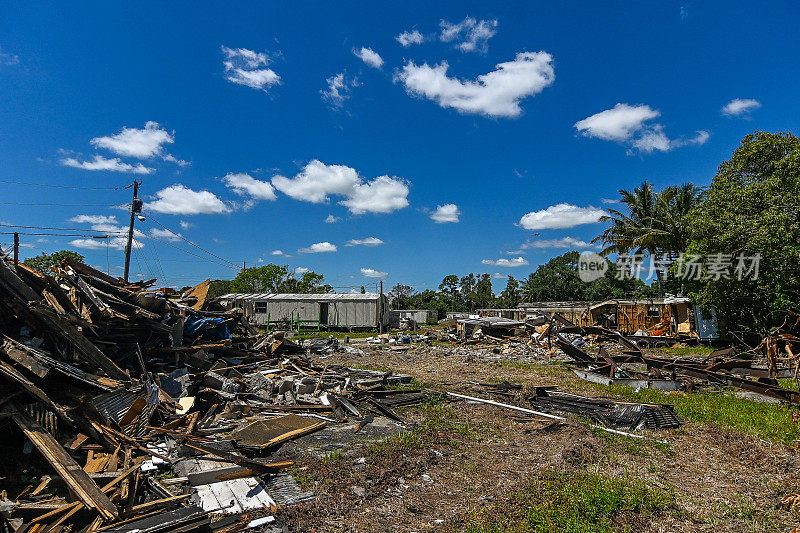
[280, 343, 800, 532]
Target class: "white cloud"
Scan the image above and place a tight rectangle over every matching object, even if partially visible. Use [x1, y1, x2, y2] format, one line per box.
[69, 215, 119, 226]
[361, 268, 387, 278]
[321, 73, 360, 108]
[272, 160, 410, 215]
[149, 228, 182, 242]
[68, 214, 143, 251]
[222, 172, 276, 201]
[221, 46, 281, 91]
[271, 250, 285, 256]
[439, 17, 497, 53]
[600, 198, 621, 205]
[574, 103, 660, 142]
[179, 220, 193, 230]
[90, 121, 174, 159]
[353, 47, 383, 68]
[294, 266, 310, 274]
[144, 184, 231, 215]
[521, 237, 599, 250]
[298, 241, 338, 254]
[273, 160, 360, 203]
[722, 98, 761, 117]
[346, 237, 384, 247]
[0, 46, 19, 66]
[519, 203, 606, 230]
[492, 272, 506, 279]
[395, 51, 555, 118]
[481, 257, 529, 267]
[341, 176, 410, 214]
[61, 155, 153, 174]
[396, 30, 424, 47]
[575, 103, 709, 154]
[430, 203, 460, 223]
[325, 214, 340, 224]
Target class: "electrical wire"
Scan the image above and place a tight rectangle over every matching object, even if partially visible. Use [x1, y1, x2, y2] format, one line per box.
[143, 214, 242, 271]
[136, 234, 240, 271]
[0, 231, 110, 238]
[0, 202, 125, 207]
[0, 179, 122, 190]
[0, 223, 126, 234]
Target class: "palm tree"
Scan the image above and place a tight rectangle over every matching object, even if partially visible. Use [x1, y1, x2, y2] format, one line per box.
[593, 180, 702, 294]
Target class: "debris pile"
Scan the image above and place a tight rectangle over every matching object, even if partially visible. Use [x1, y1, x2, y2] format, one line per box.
[0, 255, 429, 531]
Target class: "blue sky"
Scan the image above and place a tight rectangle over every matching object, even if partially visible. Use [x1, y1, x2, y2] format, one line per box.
[1, 2, 798, 292]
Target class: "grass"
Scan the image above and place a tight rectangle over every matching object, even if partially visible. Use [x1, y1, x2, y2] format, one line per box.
[464, 470, 680, 533]
[652, 345, 717, 357]
[600, 385, 800, 446]
[492, 358, 800, 446]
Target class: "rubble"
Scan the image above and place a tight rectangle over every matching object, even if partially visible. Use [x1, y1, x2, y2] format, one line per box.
[0, 255, 430, 531]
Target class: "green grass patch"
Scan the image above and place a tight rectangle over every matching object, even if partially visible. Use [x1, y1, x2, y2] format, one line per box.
[651, 345, 716, 357]
[598, 385, 800, 445]
[465, 470, 679, 533]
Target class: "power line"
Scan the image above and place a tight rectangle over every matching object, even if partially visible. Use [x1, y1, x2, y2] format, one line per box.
[136, 234, 240, 271]
[0, 179, 122, 190]
[0, 231, 110, 238]
[0, 223, 126, 234]
[0, 202, 125, 207]
[143, 214, 242, 271]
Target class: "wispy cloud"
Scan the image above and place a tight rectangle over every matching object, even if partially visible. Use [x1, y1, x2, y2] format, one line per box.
[439, 17, 498, 53]
[353, 47, 383, 69]
[721, 98, 761, 117]
[346, 237, 384, 247]
[221, 46, 281, 91]
[325, 214, 340, 224]
[520, 237, 599, 250]
[396, 30, 424, 47]
[61, 155, 153, 174]
[223, 172, 276, 201]
[321, 72, 360, 108]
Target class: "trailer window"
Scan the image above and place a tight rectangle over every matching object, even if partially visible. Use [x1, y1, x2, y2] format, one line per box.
[254, 302, 268, 314]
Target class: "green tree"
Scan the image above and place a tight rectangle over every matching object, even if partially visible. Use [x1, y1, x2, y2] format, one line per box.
[24, 250, 84, 275]
[686, 131, 800, 335]
[499, 275, 520, 308]
[438, 274, 460, 310]
[459, 273, 477, 311]
[474, 273, 495, 309]
[389, 283, 414, 309]
[230, 264, 290, 293]
[519, 251, 653, 303]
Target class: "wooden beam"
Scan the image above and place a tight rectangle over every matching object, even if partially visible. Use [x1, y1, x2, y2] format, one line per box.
[9, 402, 118, 521]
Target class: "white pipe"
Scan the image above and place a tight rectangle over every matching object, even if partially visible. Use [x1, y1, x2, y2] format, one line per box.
[446, 391, 661, 442]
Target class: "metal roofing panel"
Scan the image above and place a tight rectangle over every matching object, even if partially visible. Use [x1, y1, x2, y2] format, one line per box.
[219, 292, 381, 301]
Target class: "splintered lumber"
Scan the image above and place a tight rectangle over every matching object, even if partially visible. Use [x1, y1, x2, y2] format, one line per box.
[28, 305, 129, 381]
[8, 402, 118, 521]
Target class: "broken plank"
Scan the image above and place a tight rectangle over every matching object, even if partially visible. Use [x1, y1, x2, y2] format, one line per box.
[8, 402, 118, 521]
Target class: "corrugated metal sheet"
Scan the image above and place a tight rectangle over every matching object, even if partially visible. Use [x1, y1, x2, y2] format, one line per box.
[219, 293, 381, 301]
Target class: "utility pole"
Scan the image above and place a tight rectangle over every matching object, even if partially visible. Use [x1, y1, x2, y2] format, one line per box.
[123, 181, 142, 283]
[13, 232, 19, 269]
[379, 280, 384, 333]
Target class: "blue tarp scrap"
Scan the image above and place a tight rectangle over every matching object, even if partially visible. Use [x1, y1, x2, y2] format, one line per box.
[183, 315, 231, 340]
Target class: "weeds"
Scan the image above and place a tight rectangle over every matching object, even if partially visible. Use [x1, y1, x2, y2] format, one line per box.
[465, 470, 680, 533]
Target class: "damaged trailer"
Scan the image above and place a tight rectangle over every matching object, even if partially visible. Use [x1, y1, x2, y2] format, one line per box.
[217, 292, 390, 331]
